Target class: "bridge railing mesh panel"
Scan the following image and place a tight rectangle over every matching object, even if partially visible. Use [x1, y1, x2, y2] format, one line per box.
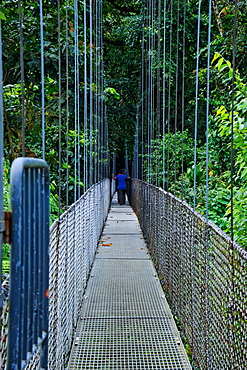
[48, 179, 111, 370]
[129, 179, 247, 370]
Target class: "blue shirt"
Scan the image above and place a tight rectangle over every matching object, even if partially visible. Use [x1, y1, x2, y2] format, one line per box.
[116, 174, 128, 190]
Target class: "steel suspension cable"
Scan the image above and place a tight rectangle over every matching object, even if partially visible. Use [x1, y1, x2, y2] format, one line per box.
[89, 0, 93, 186]
[94, 0, 98, 183]
[206, 1, 212, 223]
[65, 1, 69, 208]
[18, 0, 25, 157]
[74, 0, 81, 201]
[141, 21, 145, 181]
[150, 0, 154, 184]
[205, 0, 212, 367]
[144, 4, 149, 183]
[155, 0, 161, 186]
[0, 20, 3, 302]
[231, 0, 238, 244]
[193, 0, 202, 210]
[77, 0, 81, 197]
[133, 105, 139, 179]
[92, 0, 95, 184]
[151, 0, 155, 185]
[181, 0, 187, 200]
[99, 0, 103, 179]
[74, 0, 79, 202]
[174, 0, 180, 196]
[100, 1, 106, 179]
[39, 0, 45, 160]
[58, 0, 62, 215]
[191, 1, 202, 365]
[147, 0, 151, 182]
[167, 0, 173, 191]
[84, 0, 88, 191]
[230, 0, 239, 363]
[162, 0, 167, 190]
[95, 0, 100, 181]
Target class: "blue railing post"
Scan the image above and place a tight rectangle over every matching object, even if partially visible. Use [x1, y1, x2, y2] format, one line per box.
[7, 158, 49, 370]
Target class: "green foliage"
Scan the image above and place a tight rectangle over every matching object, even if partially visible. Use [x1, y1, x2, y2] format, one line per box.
[1, 0, 247, 249]
[144, 49, 247, 249]
[208, 53, 247, 246]
[3, 160, 10, 211]
[103, 4, 142, 156]
[2, 244, 10, 276]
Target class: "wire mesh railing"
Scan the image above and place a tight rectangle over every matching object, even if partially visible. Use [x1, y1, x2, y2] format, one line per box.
[1, 179, 111, 370]
[48, 179, 111, 369]
[128, 179, 247, 370]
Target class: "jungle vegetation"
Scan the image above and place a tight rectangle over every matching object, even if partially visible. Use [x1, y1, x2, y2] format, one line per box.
[1, 0, 247, 248]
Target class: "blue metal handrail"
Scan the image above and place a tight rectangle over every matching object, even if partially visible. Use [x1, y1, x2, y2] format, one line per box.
[7, 158, 49, 370]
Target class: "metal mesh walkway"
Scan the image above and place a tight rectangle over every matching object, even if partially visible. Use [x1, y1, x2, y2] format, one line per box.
[68, 196, 192, 370]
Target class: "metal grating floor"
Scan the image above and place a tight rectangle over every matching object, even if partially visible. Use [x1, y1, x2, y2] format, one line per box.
[68, 197, 192, 369]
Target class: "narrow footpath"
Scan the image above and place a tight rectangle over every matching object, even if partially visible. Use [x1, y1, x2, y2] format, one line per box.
[69, 195, 192, 370]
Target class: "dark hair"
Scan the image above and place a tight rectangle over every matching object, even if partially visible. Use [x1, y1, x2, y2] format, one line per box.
[120, 169, 126, 174]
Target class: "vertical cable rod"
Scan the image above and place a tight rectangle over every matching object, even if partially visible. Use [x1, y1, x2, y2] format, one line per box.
[94, 0, 98, 183]
[65, 1, 69, 208]
[230, 0, 239, 364]
[39, 0, 45, 160]
[193, 0, 202, 210]
[18, 0, 25, 157]
[191, 1, 202, 366]
[162, 0, 167, 189]
[100, 0, 105, 178]
[205, 0, 212, 367]
[154, 0, 161, 186]
[181, 0, 186, 200]
[231, 1, 238, 244]
[151, 0, 155, 185]
[134, 105, 139, 179]
[148, 0, 152, 183]
[167, 0, 173, 190]
[174, 0, 180, 196]
[141, 21, 145, 181]
[77, 0, 80, 198]
[96, 0, 100, 181]
[58, 0, 62, 216]
[100, 0, 105, 179]
[74, 0, 78, 202]
[146, 1, 150, 182]
[89, 0, 93, 186]
[84, 0, 88, 191]
[0, 19, 4, 305]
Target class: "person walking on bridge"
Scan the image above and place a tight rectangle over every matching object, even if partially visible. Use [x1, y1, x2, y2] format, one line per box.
[112, 169, 130, 205]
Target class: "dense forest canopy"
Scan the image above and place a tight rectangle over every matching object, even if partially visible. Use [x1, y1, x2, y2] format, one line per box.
[1, 0, 247, 247]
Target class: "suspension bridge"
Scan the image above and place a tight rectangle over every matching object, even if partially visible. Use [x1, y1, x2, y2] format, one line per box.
[1, 0, 247, 369]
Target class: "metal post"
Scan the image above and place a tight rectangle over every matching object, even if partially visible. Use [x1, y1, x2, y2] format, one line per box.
[7, 158, 49, 370]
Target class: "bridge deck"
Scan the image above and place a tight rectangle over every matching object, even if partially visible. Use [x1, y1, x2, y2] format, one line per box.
[68, 196, 192, 370]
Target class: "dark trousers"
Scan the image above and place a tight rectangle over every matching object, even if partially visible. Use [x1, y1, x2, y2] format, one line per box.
[118, 189, 126, 205]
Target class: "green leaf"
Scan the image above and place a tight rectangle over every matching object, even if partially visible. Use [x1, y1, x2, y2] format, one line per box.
[0, 11, 6, 20]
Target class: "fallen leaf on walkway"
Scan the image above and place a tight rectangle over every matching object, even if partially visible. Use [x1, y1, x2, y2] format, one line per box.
[140, 248, 144, 250]
[101, 243, 112, 246]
